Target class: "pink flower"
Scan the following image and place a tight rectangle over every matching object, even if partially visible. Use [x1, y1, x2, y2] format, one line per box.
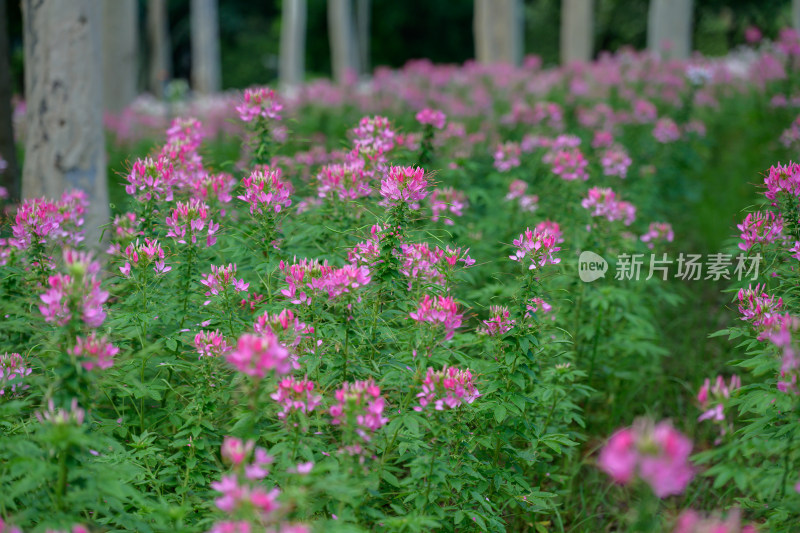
[737, 211, 783, 251]
[673, 508, 757, 533]
[493, 142, 521, 172]
[581, 187, 636, 226]
[226, 332, 292, 378]
[236, 87, 283, 122]
[737, 284, 783, 329]
[526, 297, 553, 317]
[592, 130, 614, 148]
[194, 330, 233, 358]
[598, 419, 694, 498]
[125, 156, 174, 203]
[429, 187, 467, 224]
[36, 398, 85, 426]
[653, 118, 681, 143]
[640, 222, 675, 248]
[509, 227, 561, 269]
[221, 437, 254, 466]
[316, 159, 371, 201]
[237, 167, 293, 215]
[10, 190, 87, 251]
[480, 305, 515, 336]
[763, 162, 800, 203]
[0, 352, 32, 397]
[379, 165, 428, 205]
[535, 220, 563, 243]
[70, 332, 119, 371]
[120, 238, 172, 277]
[409, 294, 464, 341]
[351, 115, 395, 163]
[329, 380, 388, 442]
[545, 147, 588, 181]
[414, 365, 480, 411]
[209, 521, 252, 533]
[160, 117, 205, 189]
[415, 108, 446, 129]
[39, 249, 108, 328]
[200, 264, 249, 304]
[165, 198, 219, 247]
[505, 179, 528, 201]
[600, 146, 632, 178]
[270, 376, 322, 419]
[288, 461, 314, 475]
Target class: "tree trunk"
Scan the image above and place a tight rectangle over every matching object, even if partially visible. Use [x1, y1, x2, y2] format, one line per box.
[355, 0, 370, 75]
[279, 0, 306, 87]
[102, 0, 138, 112]
[473, 0, 523, 66]
[647, 0, 694, 60]
[191, 0, 221, 94]
[327, 0, 359, 84]
[0, 0, 20, 203]
[560, 0, 594, 64]
[147, 0, 171, 97]
[21, 0, 108, 246]
[794, 0, 800, 37]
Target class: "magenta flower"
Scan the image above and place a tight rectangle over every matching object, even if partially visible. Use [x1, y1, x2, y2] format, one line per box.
[379, 165, 428, 206]
[119, 238, 172, 277]
[0, 353, 32, 397]
[190, 172, 237, 207]
[200, 263, 249, 305]
[737, 211, 783, 251]
[254, 308, 312, 351]
[316, 160, 371, 201]
[581, 187, 636, 226]
[764, 162, 800, 203]
[165, 198, 220, 247]
[270, 376, 322, 419]
[673, 508, 758, 533]
[220, 437, 255, 467]
[493, 142, 521, 172]
[279, 258, 371, 304]
[526, 297, 553, 318]
[125, 156, 174, 203]
[36, 398, 86, 426]
[237, 167, 293, 215]
[194, 330, 233, 359]
[70, 332, 119, 371]
[351, 115, 395, 161]
[737, 284, 783, 330]
[211, 475, 280, 515]
[236, 87, 283, 123]
[160, 116, 205, 189]
[480, 305, 515, 336]
[429, 187, 467, 224]
[653, 118, 681, 143]
[697, 375, 741, 425]
[545, 147, 588, 181]
[415, 108, 446, 129]
[640, 222, 675, 248]
[765, 313, 800, 395]
[508, 227, 561, 269]
[415, 365, 480, 412]
[40, 250, 108, 328]
[505, 179, 528, 201]
[226, 332, 291, 378]
[598, 419, 694, 498]
[10, 190, 87, 251]
[329, 380, 388, 442]
[633, 99, 658, 123]
[409, 294, 464, 341]
[600, 146, 632, 178]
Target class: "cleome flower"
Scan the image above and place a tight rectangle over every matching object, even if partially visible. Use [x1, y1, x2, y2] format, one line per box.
[414, 365, 480, 411]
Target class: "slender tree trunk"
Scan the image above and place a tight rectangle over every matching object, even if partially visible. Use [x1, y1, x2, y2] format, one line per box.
[647, 0, 694, 60]
[794, 0, 800, 37]
[473, 0, 523, 65]
[102, 0, 138, 112]
[0, 0, 20, 203]
[191, 0, 221, 94]
[279, 0, 306, 87]
[21, 0, 108, 246]
[560, 0, 594, 64]
[328, 0, 359, 84]
[355, 0, 370, 75]
[147, 0, 171, 97]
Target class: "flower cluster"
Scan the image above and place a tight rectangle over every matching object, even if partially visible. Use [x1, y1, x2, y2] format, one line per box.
[429, 187, 467, 224]
[161, 117, 205, 189]
[737, 284, 783, 330]
[10, 190, 87, 251]
[270, 377, 322, 420]
[415, 366, 480, 411]
[125, 156, 174, 203]
[316, 160, 371, 201]
[120, 238, 171, 277]
[226, 332, 292, 378]
[737, 211, 783, 251]
[36, 398, 86, 427]
[696, 375, 741, 429]
[0, 353, 32, 397]
[415, 108, 446, 129]
[600, 146, 632, 178]
[493, 142, 521, 172]
[69, 332, 119, 371]
[508, 227, 562, 269]
[165, 199, 220, 247]
[238, 167, 293, 215]
[673, 509, 758, 533]
[409, 294, 464, 341]
[505, 180, 539, 212]
[581, 187, 636, 226]
[653, 118, 681, 143]
[352, 115, 395, 163]
[40, 250, 108, 328]
[236, 87, 283, 123]
[200, 264, 250, 305]
[195, 330, 233, 359]
[545, 147, 588, 181]
[279, 258, 371, 304]
[598, 419, 694, 498]
[763, 161, 800, 203]
[479, 306, 515, 336]
[526, 297, 553, 318]
[191, 172, 237, 207]
[254, 309, 312, 350]
[640, 222, 675, 248]
[329, 380, 388, 443]
[379, 165, 428, 206]
[765, 313, 800, 394]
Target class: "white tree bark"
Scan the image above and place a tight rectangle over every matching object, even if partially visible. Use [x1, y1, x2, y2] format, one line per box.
[560, 0, 594, 64]
[327, 0, 359, 84]
[473, 0, 523, 65]
[22, 0, 108, 246]
[147, 0, 171, 97]
[191, 0, 221, 94]
[355, 0, 370, 75]
[794, 0, 800, 37]
[279, 0, 306, 87]
[647, 0, 694, 60]
[102, 0, 138, 112]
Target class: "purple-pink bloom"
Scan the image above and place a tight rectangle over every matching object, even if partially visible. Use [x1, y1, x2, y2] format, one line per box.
[270, 376, 322, 419]
[70, 332, 119, 371]
[226, 332, 292, 378]
[737, 211, 783, 251]
[415, 108, 446, 129]
[236, 87, 283, 122]
[509, 227, 561, 269]
[415, 365, 480, 411]
[379, 165, 429, 205]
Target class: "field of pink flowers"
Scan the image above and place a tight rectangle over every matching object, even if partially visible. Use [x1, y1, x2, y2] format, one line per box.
[3, 31, 800, 533]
